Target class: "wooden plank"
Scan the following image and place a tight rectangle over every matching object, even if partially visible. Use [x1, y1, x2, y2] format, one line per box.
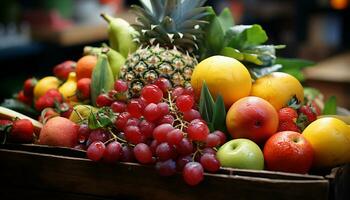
[0, 148, 329, 200]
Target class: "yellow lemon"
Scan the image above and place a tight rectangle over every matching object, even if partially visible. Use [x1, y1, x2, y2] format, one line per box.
[302, 117, 350, 168]
[191, 56, 252, 108]
[33, 76, 61, 99]
[250, 72, 304, 110]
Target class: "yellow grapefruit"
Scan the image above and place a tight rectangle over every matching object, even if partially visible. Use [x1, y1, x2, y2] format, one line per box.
[191, 56, 252, 108]
[302, 117, 350, 168]
[250, 72, 304, 110]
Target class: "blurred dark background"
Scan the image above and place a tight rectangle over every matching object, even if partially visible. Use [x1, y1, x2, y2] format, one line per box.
[0, 0, 349, 108]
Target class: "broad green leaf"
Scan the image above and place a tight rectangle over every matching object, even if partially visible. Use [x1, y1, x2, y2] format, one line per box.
[275, 58, 315, 69]
[199, 81, 215, 124]
[217, 8, 234, 33]
[88, 111, 101, 130]
[275, 58, 315, 81]
[206, 16, 225, 53]
[211, 95, 227, 133]
[220, 47, 244, 60]
[225, 24, 268, 48]
[323, 96, 337, 115]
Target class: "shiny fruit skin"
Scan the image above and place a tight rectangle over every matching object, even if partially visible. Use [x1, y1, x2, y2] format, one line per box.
[183, 162, 204, 186]
[9, 119, 34, 143]
[23, 77, 37, 97]
[191, 56, 252, 108]
[226, 96, 278, 144]
[39, 116, 79, 147]
[53, 60, 76, 80]
[302, 117, 350, 168]
[263, 131, 313, 173]
[77, 78, 91, 100]
[76, 55, 97, 80]
[250, 72, 304, 111]
[216, 139, 264, 170]
[34, 76, 61, 99]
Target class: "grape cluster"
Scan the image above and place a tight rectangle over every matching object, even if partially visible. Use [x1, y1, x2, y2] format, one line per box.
[82, 78, 226, 186]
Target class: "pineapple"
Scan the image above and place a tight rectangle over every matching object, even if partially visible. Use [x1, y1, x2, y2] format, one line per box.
[120, 0, 211, 97]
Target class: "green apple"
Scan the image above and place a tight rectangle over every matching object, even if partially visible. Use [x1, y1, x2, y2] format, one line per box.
[217, 139, 264, 170]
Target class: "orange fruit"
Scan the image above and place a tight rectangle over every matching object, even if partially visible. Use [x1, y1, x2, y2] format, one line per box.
[250, 72, 304, 111]
[191, 56, 252, 108]
[76, 55, 97, 80]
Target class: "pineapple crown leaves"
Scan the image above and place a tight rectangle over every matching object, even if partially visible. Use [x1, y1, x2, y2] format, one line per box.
[131, 0, 212, 53]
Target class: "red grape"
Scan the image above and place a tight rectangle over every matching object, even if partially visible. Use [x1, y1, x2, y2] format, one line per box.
[200, 153, 220, 172]
[187, 121, 209, 142]
[124, 125, 145, 144]
[155, 159, 176, 176]
[87, 129, 110, 146]
[153, 124, 174, 142]
[120, 145, 135, 162]
[176, 155, 193, 171]
[115, 112, 131, 130]
[176, 95, 194, 112]
[103, 141, 122, 163]
[154, 78, 172, 95]
[78, 124, 90, 144]
[202, 147, 216, 155]
[183, 86, 194, 96]
[114, 80, 128, 92]
[156, 142, 177, 161]
[127, 99, 143, 118]
[183, 109, 201, 122]
[143, 103, 162, 122]
[166, 128, 184, 145]
[87, 141, 106, 162]
[111, 101, 127, 113]
[157, 102, 169, 115]
[141, 84, 163, 103]
[183, 162, 204, 186]
[134, 143, 153, 164]
[157, 114, 174, 125]
[125, 117, 140, 127]
[139, 120, 155, 138]
[206, 134, 221, 148]
[96, 94, 114, 107]
[150, 140, 160, 155]
[177, 138, 194, 155]
[213, 130, 227, 145]
[172, 86, 184, 99]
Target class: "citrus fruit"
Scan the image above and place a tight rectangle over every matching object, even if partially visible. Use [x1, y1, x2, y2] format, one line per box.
[69, 104, 98, 124]
[33, 76, 61, 99]
[191, 56, 252, 108]
[76, 55, 97, 80]
[302, 117, 350, 168]
[226, 96, 278, 144]
[250, 72, 304, 111]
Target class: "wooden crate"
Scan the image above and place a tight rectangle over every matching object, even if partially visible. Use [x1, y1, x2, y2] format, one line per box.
[0, 144, 348, 200]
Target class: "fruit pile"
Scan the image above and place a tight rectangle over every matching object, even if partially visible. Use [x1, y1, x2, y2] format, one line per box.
[1, 0, 350, 186]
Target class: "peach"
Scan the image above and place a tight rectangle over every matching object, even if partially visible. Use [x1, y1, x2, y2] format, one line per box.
[39, 116, 79, 148]
[226, 96, 278, 144]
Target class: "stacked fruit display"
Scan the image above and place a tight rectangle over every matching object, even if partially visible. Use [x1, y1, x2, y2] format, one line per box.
[1, 0, 350, 187]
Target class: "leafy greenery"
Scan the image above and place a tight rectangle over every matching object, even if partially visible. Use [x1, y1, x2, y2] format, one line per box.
[88, 107, 116, 130]
[201, 7, 314, 80]
[199, 82, 227, 134]
[323, 96, 337, 115]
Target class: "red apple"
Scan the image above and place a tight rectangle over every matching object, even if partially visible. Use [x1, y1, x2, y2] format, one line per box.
[263, 131, 314, 174]
[38, 116, 79, 147]
[226, 96, 278, 144]
[53, 60, 76, 80]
